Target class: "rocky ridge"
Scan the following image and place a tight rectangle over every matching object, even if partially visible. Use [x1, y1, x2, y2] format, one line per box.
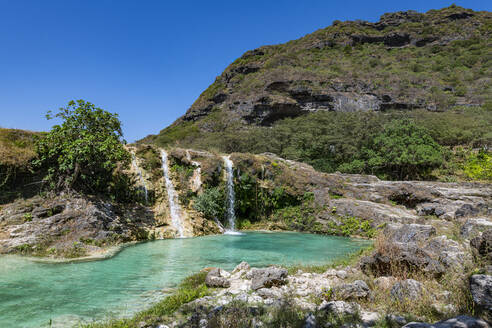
[143, 5, 492, 145]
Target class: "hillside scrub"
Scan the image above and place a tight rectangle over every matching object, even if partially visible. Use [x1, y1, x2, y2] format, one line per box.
[0, 128, 42, 202]
[144, 108, 492, 181]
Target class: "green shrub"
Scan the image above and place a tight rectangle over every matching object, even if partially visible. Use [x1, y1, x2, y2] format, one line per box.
[464, 149, 492, 181]
[192, 187, 226, 220]
[23, 213, 32, 222]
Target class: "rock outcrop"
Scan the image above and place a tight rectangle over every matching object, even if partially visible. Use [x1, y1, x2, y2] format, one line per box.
[470, 275, 492, 320]
[205, 268, 231, 288]
[141, 5, 491, 145]
[153, 258, 489, 328]
[0, 195, 153, 258]
[391, 279, 424, 302]
[248, 267, 288, 290]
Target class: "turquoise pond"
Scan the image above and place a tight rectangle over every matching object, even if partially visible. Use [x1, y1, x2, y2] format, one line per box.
[0, 232, 371, 328]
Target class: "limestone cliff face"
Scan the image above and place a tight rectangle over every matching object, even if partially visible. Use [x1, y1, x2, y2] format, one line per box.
[1, 146, 490, 258]
[142, 5, 490, 144]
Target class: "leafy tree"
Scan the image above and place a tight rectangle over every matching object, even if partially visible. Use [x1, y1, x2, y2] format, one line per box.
[35, 100, 130, 193]
[363, 119, 444, 180]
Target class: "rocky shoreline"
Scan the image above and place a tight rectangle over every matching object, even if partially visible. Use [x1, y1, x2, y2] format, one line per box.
[148, 222, 491, 327]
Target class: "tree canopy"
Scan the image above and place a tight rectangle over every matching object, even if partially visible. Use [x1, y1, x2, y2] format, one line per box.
[363, 119, 444, 180]
[35, 100, 130, 193]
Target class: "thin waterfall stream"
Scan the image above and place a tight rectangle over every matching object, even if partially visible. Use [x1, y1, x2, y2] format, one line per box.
[223, 155, 239, 234]
[161, 150, 185, 238]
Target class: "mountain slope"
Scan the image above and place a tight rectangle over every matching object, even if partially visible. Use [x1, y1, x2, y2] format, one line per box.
[143, 5, 491, 146]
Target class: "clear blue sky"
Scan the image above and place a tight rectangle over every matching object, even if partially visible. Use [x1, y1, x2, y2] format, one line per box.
[1, 0, 490, 142]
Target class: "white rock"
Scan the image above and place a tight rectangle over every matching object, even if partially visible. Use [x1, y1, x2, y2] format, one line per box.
[318, 300, 360, 315]
[374, 276, 397, 290]
[336, 270, 348, 279]
[199, 319, 207, 328]
[232, 261, 250, 273]
[361, 311, 381, 327]
[248, 295, 264, 303]
[235, 293, 248, 302]
[257, 287, 282, 299]
[324, 269, 337, 277]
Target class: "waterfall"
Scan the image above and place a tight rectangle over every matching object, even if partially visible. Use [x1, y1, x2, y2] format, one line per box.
[131, 154, 148, 204]
[160, 150, 184, 238]
[223, 155, 237, 232]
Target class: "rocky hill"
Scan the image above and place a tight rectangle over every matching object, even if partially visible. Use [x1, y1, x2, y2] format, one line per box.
[143, 5, 491, 147]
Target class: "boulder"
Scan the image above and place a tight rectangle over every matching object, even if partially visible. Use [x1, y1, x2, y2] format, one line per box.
[256, 287, 282, 299]
[325, 269, 348, 279]
[386, 314, 408, 327]
[424, 236, 469, 269]
[360, 243, 445, 278]
[361, 311, 381, 327]
[471, 230, 492, 261]
[205, 268, 231, 288]
[385, 223, 436, 243]
[374, 276, 397, 290]
[461, 218, 492, 239]
[248, 267, 288, 290]
[318, 300, 360, 316]
[303, 313, 317, 328]
[333, 280, 371, 300]
[390, 279, 423, 302]
[402, 315, 489, 328]
[232, 261, 250, 273]
[469, 274, 492, 318]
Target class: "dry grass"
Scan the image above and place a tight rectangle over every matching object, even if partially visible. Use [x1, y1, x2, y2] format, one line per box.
[358, 232, 476, 322]
[0, 128, 38, 166]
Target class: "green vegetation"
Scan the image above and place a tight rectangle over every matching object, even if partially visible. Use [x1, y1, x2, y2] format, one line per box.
[147, 108, 492, 181]
[0, 128, 41, 202]
[464, 149, 492, 180]
[352, 119, 444, 180]
[135, 145, 161, 182]
[144, 5, 492, 182]
[83, 271, 210, 328]
[192, 187, 226, 219]
[34, 100, 131, 194]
